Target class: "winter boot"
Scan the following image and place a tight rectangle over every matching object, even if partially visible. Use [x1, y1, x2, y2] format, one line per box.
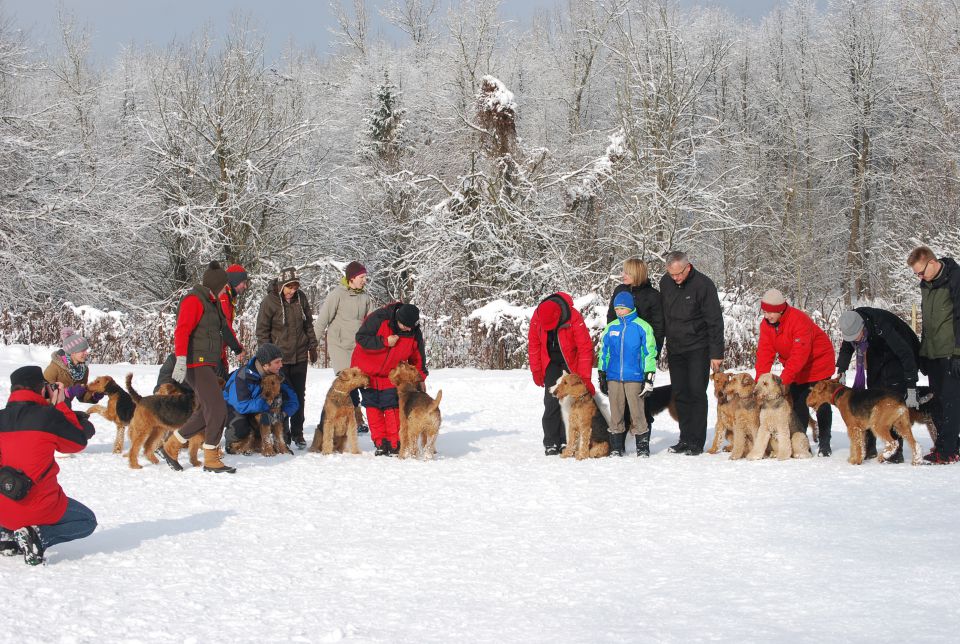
[864, 431, 878, 460]
[544, 445, 561, 456]
[635, 432, 650, 458]
[383, 440, 398, 457]
[156, 432, 185, 471]
[667, 441, 688, 454]
[291, 431, 307, 450]
[202, 445, 236, 474]
[13, 526, 45, 566]
[375, 441, 387, 456]
[607, 431, 625, 457]
[882, 432, 905, 464]
[0, 528, 21, 556]
[354, 406, 369, 434]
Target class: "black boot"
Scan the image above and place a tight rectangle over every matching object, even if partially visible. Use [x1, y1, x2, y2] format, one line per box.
[0, 529, 21, 557]
[882, 433, 905, 464]
[864, 431, 878, 460]
[375, 441, 387, 456]
[636, 432, 650, 458]
[13, 526, 45, 566]
[607, 432, 625, 457]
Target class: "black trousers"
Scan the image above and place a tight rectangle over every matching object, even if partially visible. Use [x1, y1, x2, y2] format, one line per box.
[224, 407, 257, 445]
[928, 358, 960, 455]
[542, 361, 566, 449]
[285, 361, 308, 439]
[667, 347, 710, 450]
[788, 382, 833, 444]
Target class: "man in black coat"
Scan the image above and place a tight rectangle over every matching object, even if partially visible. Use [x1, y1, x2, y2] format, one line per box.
[835, 307, 922, 463]
[658, 251, 725, 455]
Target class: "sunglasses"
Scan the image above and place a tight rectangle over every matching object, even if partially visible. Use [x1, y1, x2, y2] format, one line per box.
[914, 259, 933, 277]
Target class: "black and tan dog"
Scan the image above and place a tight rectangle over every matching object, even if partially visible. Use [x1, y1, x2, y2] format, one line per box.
[86, 375, 137, 454]
[231, 374, 293, 457]
[807, 379, 923, 465]
[550, 371, 609, 460]
[309, 367, 370, 455]
[125, 375, 203, 469]
[388, 362, 441, 460]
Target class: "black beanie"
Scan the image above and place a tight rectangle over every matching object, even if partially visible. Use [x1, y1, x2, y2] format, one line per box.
[255, 343, 284, 365]
[202, 261, 229, 295]
[396, 304, 420, 328]
[11, 365, 45, 391]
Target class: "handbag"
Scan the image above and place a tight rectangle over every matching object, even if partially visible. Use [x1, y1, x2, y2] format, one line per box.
[0, 461, 54, 501]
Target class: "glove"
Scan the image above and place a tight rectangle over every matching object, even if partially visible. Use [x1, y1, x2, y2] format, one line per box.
[172, 356, 188, 383]
[905, 388, 919, 409]
[640, 373, 655, 397]
[90, 392, 104, 403]
[950, 357, 960, 379]
[308, 347, 318, 363]
[832, 370, 846, 385]
[64, 384, 86, 399]
[598, 371, 608, 395]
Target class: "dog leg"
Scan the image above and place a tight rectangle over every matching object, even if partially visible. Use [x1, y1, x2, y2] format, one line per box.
[848, 427, 863, 465]
[321, 418, 335, 455]
[113, 424, 126, 455]
[729, 424, 746, 460]
[127, 427, 148, 469]
[347, 425, 361, 455]
[273, 423, 292, 455]
[775, 426, 791, 460]
[791, 433, 812, 459]
[746, 426, 770, 460]
[707, 420, 725, 454]
[260, 422, 276, 457]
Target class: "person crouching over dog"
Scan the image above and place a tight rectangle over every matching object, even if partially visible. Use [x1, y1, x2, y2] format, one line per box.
[223, 343, 300, 454]
[598, 292, 658, 457]
[0, 366, 97, 566]
[351, 302, 427, 456]
[755, 289, 835, 456]
[528, 292, 596, 456]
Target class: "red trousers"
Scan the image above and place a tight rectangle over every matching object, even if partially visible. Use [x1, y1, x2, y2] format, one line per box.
[366, 407, 400, 448]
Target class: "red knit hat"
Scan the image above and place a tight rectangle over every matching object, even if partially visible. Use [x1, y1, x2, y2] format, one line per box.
[226, 264, 248, 288]
[537, 300, 562, 330]
[345, 261, 367, 281]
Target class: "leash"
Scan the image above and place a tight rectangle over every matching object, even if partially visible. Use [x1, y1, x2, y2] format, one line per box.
[831, 386, 845, 406]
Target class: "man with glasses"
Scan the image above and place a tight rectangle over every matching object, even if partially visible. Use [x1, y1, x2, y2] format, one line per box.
[658, 251, 725, 455]
[908, 246, 960, 463]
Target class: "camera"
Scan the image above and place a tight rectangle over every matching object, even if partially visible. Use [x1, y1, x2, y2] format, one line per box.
[42, 382, 59, 400]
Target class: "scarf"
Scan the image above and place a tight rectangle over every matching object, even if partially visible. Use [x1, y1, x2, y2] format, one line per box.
[852, 332, 869, 390]
[64, 355, 88, 383]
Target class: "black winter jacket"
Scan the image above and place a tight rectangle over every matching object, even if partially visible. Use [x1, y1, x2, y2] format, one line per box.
[606, 281, 665, 353]
[836, 307, 920, 391]
[658, 266, 724, 359]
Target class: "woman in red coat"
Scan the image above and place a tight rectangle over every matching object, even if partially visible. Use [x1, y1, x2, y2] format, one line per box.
[754, 289, 834, 456]
[351, 302, 426, 456]
[528, 292, 596, 455]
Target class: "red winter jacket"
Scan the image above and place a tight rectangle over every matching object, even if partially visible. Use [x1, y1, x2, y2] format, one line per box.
[219, 285, 243, 369]
[755, 306, 835, 386]
[528, 292, 596, 395]
[0, 390, 92, 530]
[351, 303, 427, 390]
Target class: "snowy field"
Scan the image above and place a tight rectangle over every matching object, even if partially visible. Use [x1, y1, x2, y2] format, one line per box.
[1, 343, 958, 643]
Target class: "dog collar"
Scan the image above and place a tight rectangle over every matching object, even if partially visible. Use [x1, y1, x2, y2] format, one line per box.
[333, 387, 350, 395]
[831, 386, 845, 405]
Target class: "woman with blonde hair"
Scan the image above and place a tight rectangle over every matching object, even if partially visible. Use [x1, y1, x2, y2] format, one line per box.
[602, 258, 664, 454]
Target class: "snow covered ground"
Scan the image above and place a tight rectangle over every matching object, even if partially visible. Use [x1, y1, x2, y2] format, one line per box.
[1, 344, 957, 643]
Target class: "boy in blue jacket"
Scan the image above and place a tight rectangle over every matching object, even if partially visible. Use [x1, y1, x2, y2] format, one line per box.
[223, 343, 300, 453]
[598, 291, 658, 456]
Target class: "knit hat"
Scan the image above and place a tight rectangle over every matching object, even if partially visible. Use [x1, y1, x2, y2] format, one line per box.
[10, 365, 45, 391]
[396, 304, 420, 328]
[345, 261, 367, 281]
[255, 343, 284, 365]
[61, 327, 89, 355]
[839, 310, 866, 341]
[537, 300, 562, 331]
[760, 288, 788, 314]
[279, 267, 300, 290]
[613, 291, 634, 310]
[202, 261, 229, 295]
[226, 264, 248, 288]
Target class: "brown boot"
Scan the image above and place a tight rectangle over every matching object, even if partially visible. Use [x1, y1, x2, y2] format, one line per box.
[155, 433, 184, 471]
[202, 445, 236, 474]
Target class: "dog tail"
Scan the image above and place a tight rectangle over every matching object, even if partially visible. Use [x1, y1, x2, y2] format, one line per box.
[125, 373, 144, 404]
[646, 385, 673, 417]
[432, 390, 443, 410]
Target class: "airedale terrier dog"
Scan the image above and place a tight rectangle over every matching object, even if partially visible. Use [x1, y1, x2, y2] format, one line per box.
[706, 371, 735, 454]
[550, 371, 609, 460]
[388, 362, 442, 460]
[748, 373, 812, 460]
[230, 374, 293, 457]
[309, 367, 370, 455]
[124, 374, 201, 469]
[86, 375, 136, 454]
[721, 373, 760, 460]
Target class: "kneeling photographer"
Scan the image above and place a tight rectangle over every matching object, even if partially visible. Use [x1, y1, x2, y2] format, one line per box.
[0, 366, 97, 566]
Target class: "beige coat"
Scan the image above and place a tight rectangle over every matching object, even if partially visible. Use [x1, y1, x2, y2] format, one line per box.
[43, 350, 96, 406]
[314, 282, 374, 372]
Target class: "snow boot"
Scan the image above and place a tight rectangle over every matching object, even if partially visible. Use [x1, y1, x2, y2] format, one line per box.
[13, 526, 45, 566]
[667, 441, 687, 454]
[0, 528, 21, 556]
[354, 406, 369, 433]
[636, 432, 650, 458]
[291, 432, 307, 450]
[607, 431, 625, 457]
[375, 441, 387, 457]
[882, 433, 905, 464]
[544, 445, 561, 456]
[202, 445, 236, 473]
[156, 432, 185, 471]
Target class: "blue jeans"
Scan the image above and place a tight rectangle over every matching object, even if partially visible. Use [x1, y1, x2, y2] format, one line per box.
[40, 498, 97, 549]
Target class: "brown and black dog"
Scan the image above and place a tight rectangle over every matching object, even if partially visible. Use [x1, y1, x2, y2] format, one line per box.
[230, 374, 293, 457]
[86, 375, 137, 454]
[309, 367, 370, 455]
[388, 362, 442, 460]
[707, 372, 736, 454]
[551, 371, 609, 460]
[749, 373, 812, 460]
[721, 373, 760, 460]
[807, 380, 923, 465]
[125, 375, 203, 469]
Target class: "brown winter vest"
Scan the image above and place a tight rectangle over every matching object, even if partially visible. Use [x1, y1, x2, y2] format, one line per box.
[177, 285, 226, 367]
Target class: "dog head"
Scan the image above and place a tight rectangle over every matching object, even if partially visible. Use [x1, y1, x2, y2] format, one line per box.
[806, 379, 841, 409]
[711, 371, 731, 403]
[338, 367, 370, 392]
[550, 371, 589, 401]
[754, 373, 787, 403]
[723, 373, 756, 400]
[87, 375, 120, 395]
[388, 362, 421, 389]
[260, 374, 283, 403]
